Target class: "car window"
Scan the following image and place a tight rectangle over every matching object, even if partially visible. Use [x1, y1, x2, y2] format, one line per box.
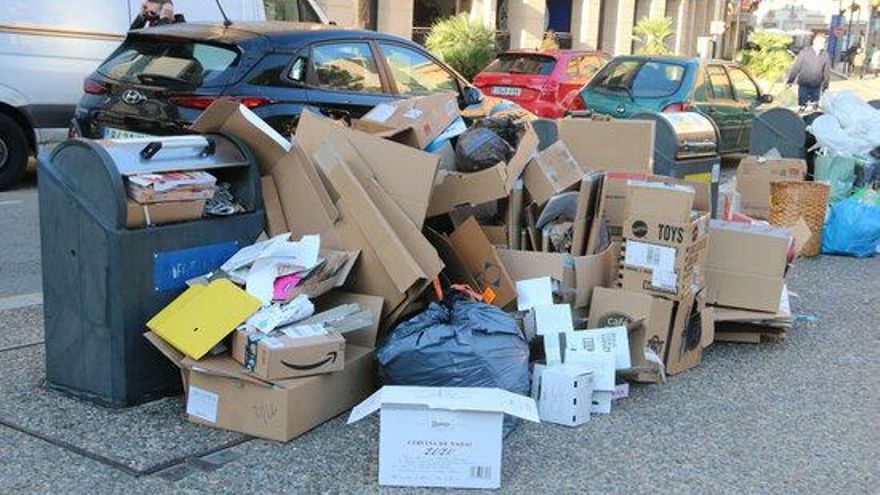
[565, 55, 603, 81]
[249, 54, 296, 87]
[727, 67, 759, 102]
[263, 0, 322, 22]
[98, 38, 239, 88]
[379, 43, 458, 95]
[631, 62, 685, 97]
[310, 42, 382, 93]
[483, 54, 556, 75]
[706, 65, 733, 100]
[591, 60, 684, 98]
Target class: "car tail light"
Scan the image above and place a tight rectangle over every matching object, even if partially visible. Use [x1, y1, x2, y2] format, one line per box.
[568, 93, 586, 111]
[170, 95, 272, 110]
[662, 102, 691, 113]
[83, 77, 109, 95]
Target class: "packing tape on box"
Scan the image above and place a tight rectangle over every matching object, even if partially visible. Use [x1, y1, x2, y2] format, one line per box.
[142, 204, 153, 226]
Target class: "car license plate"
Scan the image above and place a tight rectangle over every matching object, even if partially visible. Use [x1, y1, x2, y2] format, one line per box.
[103, 127, 153, 140]
[491, 86, 522, 97]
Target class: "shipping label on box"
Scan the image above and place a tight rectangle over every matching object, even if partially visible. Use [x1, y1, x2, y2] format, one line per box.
[348, 386, 539, 489]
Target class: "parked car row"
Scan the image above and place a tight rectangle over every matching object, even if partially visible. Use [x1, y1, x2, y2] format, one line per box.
[0, 11, 777, 190]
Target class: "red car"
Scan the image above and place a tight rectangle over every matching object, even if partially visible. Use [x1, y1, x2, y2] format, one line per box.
[473, 50, 608, 118]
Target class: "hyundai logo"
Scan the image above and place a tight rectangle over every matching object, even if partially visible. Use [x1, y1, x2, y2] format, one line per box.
[121, 89, 146, 105]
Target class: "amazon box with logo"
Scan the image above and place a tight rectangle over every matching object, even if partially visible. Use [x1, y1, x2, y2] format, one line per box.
[428, 125, 539, 217]
[145, 292, 384, 443]
[736, 156, 807, 219]
[705, 220, 791, 312]
[231, 325, 346, 380]
[353, 92, 459, 149]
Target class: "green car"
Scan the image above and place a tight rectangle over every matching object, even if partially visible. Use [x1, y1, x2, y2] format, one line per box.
[577, 56, 774, 154]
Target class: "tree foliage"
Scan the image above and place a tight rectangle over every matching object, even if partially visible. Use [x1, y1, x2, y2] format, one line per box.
[738, 30, 794, 85]
[632, 16, 674, 55]
[426, 14, 496, 82]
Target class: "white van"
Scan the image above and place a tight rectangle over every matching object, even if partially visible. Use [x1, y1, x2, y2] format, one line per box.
[0, 0, 327, 189]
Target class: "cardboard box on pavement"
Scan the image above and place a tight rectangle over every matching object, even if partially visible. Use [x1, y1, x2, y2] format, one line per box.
[231, 325, 346, 380]
[448, 217, 516, 307]
[705, 220, 791, 312]
[496, 242, 619, 309]
[531, 363, 594, 427]
[557, 119, 654, 174]
[347, 386, 539, 489]
[145, 292, 384, 443]
[428, 125, 539, 217]
[736, 156, 807, 219]
[353, 92, 459, 149]
[523, 140, 582, 206]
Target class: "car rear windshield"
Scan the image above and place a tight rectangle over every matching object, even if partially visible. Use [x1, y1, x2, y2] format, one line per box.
[589, 60, 686, 98]
[483, 54, 556, 75]
[97, 37, 240, 88]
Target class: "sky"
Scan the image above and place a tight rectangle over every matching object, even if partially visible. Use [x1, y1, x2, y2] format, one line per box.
[756, 0, 873, 22]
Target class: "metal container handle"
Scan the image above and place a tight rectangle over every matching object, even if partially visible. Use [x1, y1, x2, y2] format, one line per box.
[140, 136, 216, 160]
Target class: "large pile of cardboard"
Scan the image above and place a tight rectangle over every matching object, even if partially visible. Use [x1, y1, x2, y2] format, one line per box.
[136, 93, 808, 489]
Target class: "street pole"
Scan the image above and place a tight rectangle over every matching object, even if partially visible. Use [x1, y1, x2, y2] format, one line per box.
[733, 0, 742, 58]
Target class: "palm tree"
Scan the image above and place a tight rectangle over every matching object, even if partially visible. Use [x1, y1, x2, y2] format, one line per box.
[632, 16, 675, 56]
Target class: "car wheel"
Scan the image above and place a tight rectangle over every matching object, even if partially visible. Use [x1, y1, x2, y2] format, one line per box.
[0, 113, 29, 191]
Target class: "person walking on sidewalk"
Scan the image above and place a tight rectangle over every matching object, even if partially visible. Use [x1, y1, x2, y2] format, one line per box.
[130, 0, 186, 30]
[787, 34, 831, 108]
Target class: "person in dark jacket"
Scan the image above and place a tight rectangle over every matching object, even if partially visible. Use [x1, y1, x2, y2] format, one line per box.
[130, 0, 186, 30]
[787, 34, 831, 108]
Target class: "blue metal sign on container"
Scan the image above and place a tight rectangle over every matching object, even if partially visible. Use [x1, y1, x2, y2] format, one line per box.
[153, 241, 240, 292]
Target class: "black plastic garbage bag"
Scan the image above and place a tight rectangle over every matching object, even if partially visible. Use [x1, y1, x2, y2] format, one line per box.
[473, 115, 525, 148]
[378, 298, 530, 435]
[454, 127, 513, 172]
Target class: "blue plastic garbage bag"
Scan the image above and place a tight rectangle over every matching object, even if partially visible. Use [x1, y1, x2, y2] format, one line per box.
[378, 297, 530, 435]
[821, 192, 880, 257]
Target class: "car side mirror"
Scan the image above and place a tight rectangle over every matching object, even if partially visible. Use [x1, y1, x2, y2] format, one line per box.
[759, 93, 774, 104]
[462, 86, 484, 106]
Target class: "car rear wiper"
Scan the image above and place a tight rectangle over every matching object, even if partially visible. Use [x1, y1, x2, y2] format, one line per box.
[607, 84, 635, 102]
[136, 73, 197, 89]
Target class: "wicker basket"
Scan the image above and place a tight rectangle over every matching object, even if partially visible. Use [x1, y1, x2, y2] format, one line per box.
[769, 181, 830, 257]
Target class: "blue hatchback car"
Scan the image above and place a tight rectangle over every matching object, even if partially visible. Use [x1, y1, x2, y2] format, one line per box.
[577, 56, 774, 154]
[73, 22, 484, 140]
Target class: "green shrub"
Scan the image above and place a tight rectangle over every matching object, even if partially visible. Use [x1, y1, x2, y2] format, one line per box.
[426, 14, 496, 82]
[738, 30, 794, 88]
[632, 16, 674, 55]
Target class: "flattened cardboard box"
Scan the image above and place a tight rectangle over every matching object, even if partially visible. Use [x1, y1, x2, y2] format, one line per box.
[557, 119, 654, 174]
[428, 125, 539, 216]
[736, 157, 807, 219]
[496, 242, 619, 309]
[125, 199, 204, 228]
[705, 220, 791, 312]
[523, 140, 582, 206]
[449, 217, 516, 307]
[231, 327, 346, 380]
[353, 92, 459, 149]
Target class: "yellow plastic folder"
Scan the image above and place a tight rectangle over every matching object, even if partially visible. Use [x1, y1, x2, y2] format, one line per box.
[147, 279, 261, 360]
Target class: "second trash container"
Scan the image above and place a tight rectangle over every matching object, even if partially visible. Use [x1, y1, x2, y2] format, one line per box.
[38, 134, 264, 407]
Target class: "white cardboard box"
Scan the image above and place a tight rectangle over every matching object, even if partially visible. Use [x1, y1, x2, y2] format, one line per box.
[531, 364, 594, 427]
[348, 386, 539, 489]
